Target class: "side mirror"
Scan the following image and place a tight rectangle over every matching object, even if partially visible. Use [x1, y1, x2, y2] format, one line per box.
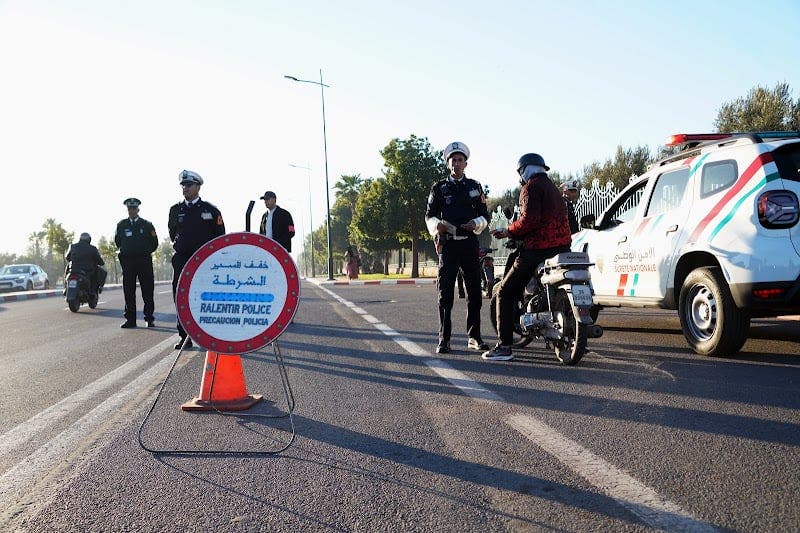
[580, 213, 596, 230]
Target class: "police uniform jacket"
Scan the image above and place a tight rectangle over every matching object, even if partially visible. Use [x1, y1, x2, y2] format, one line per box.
[168, 199, 225, 256]
[115, 217, 158, 257]
[66, 241, 104, 273]
[425, 176, 489, 239]
[508, 173, 572, 250]
[259, 205, 295, 252]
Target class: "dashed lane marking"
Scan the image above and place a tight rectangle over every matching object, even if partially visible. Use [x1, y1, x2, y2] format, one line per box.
[309, 280, 718, 532]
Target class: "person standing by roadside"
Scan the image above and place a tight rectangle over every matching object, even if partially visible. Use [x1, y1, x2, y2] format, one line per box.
[483, 153, 572, 361]
[168, 170, 225, 349]
[425, 141, 490, 354]
[344, 245, 360, 279]
[562, 179, 581, 234]
[258, 190, 295, 251]
[115, 198, 158, 328]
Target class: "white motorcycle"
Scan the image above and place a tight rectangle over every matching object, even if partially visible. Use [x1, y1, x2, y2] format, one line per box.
[491, 250, 602, 365]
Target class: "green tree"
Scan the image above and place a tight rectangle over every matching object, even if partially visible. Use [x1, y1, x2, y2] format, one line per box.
[333, 174, 367, 219]
[380, 134, 447, 278]
[350, 178, 402, 274]
[97, 236, 120, 284]
[715, 81, 800, 132]
[581, 145, 652, 191]
[41, 219, 74, 277]
[153, 237, 174, 282]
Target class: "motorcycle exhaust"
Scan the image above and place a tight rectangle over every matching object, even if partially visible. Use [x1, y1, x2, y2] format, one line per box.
[588, 324, 603, 339]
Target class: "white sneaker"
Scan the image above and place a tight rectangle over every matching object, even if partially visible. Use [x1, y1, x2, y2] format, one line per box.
[481, 344, 513, 361]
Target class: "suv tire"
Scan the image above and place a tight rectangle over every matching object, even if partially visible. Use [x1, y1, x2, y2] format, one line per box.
[678, 267, 750, 357]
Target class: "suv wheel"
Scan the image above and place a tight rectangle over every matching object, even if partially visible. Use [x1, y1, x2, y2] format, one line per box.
[26, 280, 33, 291]
[678, 267, 750, 357]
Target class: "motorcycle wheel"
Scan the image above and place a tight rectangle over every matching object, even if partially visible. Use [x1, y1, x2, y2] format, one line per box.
[68, 299, 80, 313]
[552, 290, 587, 365]
[489, 292, 533, 348]
[88, 294, 98, 309]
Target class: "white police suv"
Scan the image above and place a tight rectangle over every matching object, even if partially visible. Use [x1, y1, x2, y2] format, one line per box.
[573, 131, 800, 357]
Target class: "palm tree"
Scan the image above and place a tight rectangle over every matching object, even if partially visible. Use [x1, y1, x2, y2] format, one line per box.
[333, 174, 365, 219]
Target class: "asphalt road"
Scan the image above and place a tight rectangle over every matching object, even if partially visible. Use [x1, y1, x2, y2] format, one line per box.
[0, 281, 798, 532]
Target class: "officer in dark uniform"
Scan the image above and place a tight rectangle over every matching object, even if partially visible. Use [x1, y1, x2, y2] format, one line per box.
[168, 170, 226, 349]
[425, 141, 490, 354]
[115, 198, 158, 329]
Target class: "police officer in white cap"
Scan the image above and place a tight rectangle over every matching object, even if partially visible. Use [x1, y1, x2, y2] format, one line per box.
[561, 178, 580, 234]
[115, 198, 158, 328]
[168, 170, 225, 348]
[425, 142, 490, 354]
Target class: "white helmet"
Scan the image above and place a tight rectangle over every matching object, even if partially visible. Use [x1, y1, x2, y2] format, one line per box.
[443, 141, 470, 161]
[563, 179, 580, 191]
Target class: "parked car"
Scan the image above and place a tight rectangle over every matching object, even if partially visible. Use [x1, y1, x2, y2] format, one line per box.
[0, 264, 51, 292]
[573, 131, 800, 357]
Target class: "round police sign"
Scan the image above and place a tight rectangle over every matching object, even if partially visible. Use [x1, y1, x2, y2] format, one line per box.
[176, 232, 300, 353]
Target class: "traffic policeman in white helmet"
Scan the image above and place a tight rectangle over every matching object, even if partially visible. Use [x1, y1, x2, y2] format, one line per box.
[425, 141, 490, 354]
[168, 170, 226, 349]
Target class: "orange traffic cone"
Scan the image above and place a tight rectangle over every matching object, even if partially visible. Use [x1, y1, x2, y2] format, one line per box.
[181, 351, 263, 412]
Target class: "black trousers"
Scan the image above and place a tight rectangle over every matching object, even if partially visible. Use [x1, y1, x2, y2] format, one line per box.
[120, 255, 155, 322]
[171, 253, 190, 338]
[437, 238, 482, 343]
[495, 245, 570, 346]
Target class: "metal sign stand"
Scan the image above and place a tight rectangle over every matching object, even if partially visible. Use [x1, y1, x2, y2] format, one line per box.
[137, 339, 296, 456]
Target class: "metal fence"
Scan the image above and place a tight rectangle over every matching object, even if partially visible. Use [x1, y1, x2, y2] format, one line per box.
[395, 178, 632, 271]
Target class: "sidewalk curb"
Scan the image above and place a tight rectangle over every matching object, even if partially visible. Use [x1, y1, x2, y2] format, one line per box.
[0, 280, 171, 303]
[306, 278, 435, 286]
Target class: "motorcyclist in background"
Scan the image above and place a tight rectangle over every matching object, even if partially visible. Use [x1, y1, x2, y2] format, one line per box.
[65, 232, 106, 295]
[483, 153, 572, 361]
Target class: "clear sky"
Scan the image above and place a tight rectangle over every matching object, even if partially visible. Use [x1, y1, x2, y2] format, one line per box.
[1, 0, 798, 258]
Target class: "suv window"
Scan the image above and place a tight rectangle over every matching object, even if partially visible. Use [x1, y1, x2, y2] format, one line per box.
[773, 144, 800, 182]
[646, 168, 690, 217]
[601, 179, 647, 228]
[701, 160, 738, 197]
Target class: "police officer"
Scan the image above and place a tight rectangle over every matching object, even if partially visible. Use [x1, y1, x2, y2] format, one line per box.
[562, 178, 581, 234]
[115, 198, 158, 328]
[425, 141, 490, 354]
[168, 170, 226, 349]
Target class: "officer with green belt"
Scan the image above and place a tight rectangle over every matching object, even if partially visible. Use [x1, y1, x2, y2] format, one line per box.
[115, 198, 159, 328]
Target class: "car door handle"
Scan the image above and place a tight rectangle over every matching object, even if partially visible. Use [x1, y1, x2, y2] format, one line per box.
[617, 236, 627, 244]
[666, 224, 678, 234]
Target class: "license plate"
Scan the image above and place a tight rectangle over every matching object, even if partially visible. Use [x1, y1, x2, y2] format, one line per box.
[68, 280, 78, 288]
[521, 313, 536, 327]
[571, 284, 593, 306]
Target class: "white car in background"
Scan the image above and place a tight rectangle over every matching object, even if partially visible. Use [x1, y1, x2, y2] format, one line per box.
[573, 131, 800, 357]
[0, 264, 51, 292]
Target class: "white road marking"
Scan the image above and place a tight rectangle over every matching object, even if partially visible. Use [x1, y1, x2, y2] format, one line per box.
[506, 414, 716, 532]
[158, 290, 172, 294]
[311, 279, 713, 531]
[0, 343, 182, 518]
[0, 336, 178, 459]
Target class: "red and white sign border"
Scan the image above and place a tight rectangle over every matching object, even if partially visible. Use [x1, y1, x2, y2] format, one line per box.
[176, 232, 300, 353]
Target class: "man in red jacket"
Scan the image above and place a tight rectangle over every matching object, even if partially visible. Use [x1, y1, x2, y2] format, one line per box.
[483, 153, 572, 361]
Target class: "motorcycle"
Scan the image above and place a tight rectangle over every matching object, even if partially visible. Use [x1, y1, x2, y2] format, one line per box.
[490, 249, 602, 365]
[64, 264, 105, 313]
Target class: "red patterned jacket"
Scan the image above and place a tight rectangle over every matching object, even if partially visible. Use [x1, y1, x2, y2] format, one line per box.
[508, 173, 572, 250]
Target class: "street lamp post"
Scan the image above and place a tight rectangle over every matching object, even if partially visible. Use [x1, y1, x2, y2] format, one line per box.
[289, 163, 315, 278]
[285, 70, 334, 280]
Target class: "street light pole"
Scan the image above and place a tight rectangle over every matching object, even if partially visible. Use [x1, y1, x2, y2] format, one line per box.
[289, 163, 315, 278]
[285, 70, 335, 280]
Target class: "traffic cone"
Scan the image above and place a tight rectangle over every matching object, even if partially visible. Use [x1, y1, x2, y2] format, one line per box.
[181, 351, 263, 412]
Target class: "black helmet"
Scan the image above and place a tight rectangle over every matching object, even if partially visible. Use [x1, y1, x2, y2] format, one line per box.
[79, 232, 91, 243]
[516, 153, 550, 174]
